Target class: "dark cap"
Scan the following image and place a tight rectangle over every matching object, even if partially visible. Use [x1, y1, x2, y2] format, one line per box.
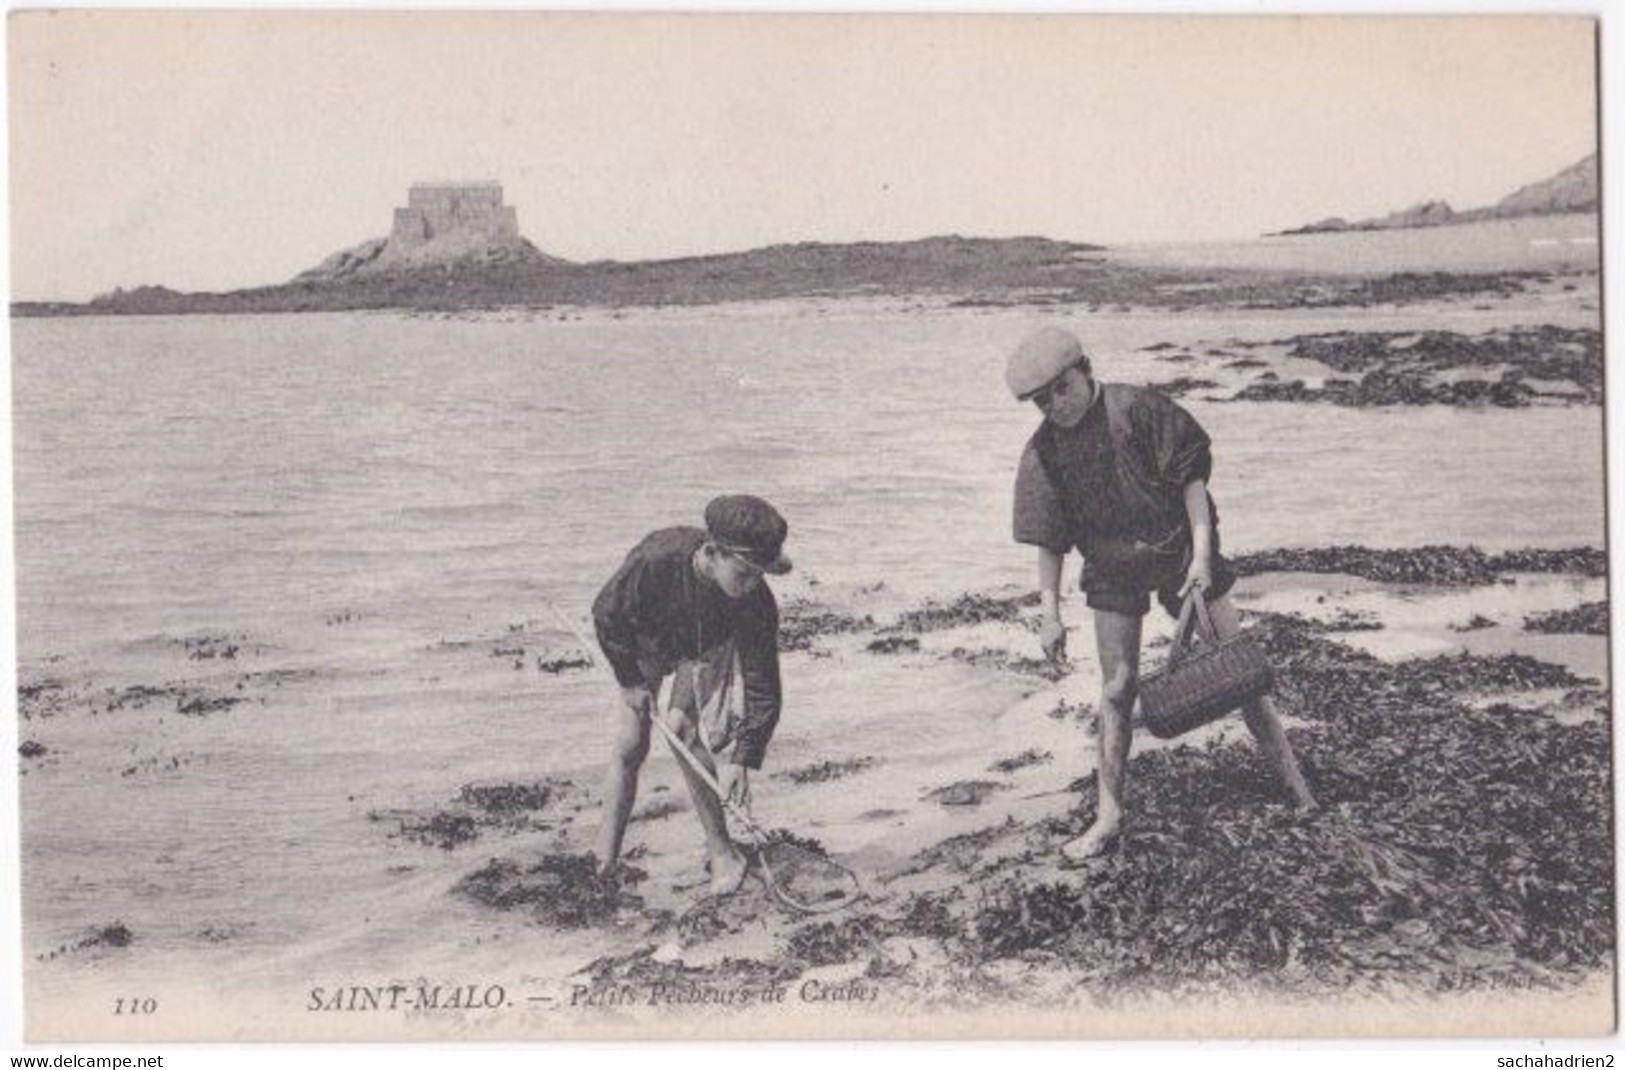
[704, 495, 792, 575]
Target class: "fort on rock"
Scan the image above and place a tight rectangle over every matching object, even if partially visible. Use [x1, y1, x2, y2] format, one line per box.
[391, 182, 522, 251]
[296, 181, 556, 281]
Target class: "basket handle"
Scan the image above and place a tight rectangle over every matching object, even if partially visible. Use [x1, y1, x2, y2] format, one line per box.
[1166, 585, 1217, 670]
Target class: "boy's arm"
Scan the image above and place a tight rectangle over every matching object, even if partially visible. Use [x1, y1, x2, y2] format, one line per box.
[1038, 545, 1067, 663]
[1180, 478, 1215, 596]
[1014, 439, 1072, 664]
[728, 595, 783, 771]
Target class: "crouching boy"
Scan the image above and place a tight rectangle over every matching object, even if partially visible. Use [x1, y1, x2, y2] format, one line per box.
[591, 494, 791, 894]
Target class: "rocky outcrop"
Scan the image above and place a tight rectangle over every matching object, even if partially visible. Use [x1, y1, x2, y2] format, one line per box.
[1487, 153, 1598, 217]
[1275, 154, 1598, 235]
[295, 182, 566, 282]
[1370, 200, 1459, 229]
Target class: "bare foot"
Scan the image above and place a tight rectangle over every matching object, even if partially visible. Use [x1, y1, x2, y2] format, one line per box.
[708, 845, 750, 896]
[1059, 819, 1121, 865]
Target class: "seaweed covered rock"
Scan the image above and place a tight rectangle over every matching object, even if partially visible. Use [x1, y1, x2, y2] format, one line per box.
[1524, 602, 1609, 636]
[1233, 545, 1500, 585]
[773, 757, 877, 785]
[1151, 378, 1221, 398]
[891, 592, 1039, 634]
[990, 749, 1053, 774]
[952, 611, 1612, 996]
[458, 781, 555, 816]
[1227, 327, 1601, 408]
[456, 852, 645, 929]
[779, 600, 877, 653]
[1233, 545, 1606, 586]
[1489, 548, 1608, 578]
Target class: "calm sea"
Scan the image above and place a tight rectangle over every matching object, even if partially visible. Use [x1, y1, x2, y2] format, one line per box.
[12, 293, 1604, 669]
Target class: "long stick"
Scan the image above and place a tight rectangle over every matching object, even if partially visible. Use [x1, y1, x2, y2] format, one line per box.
[541, 600, 862, 913]
[540, 601, 763, 835]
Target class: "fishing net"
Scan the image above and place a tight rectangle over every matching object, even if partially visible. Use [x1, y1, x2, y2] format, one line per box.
[749, 830, 865, 915]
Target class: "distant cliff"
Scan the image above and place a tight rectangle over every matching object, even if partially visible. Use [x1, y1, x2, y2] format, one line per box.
[1275, 154, 1598, 236]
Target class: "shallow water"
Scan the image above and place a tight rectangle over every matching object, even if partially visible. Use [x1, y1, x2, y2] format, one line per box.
[11, 242, 1608, 1031]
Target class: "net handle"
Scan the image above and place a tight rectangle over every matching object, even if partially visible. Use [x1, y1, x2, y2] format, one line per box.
[541, 601, 862, 914]
[652, 689, 864, 915]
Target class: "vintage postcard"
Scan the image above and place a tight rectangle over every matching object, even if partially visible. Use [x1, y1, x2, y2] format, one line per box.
[6, 12, 1610, 1042]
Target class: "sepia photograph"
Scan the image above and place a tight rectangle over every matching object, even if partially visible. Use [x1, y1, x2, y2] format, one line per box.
[5, 11, 1611, 1043]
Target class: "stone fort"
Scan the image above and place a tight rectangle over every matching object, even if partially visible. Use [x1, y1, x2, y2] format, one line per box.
[390, 182, 521, 248]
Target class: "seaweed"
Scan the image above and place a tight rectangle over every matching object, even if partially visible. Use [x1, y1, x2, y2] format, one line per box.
[17, 678, 68, 720]
[1524, 602, 1609, 636]
[761, 828, 831, 857]
[953, 610, 1613, 995]
[946, 647, 1065, 681]
[1151, 378, 1221, 398]
[399, 811, 479, 850]
[175, 693, 247, 717]
[457, 781, 554, 816]
[924, 780, 1007, 808]
[1232, 545, 1500, 585]
[183, 635, 242, 660]
[989, 749, 1053, 774]
[1488, 548, 1608, 578]
[778, 601, 876, 652]
[891, 592, 1040, 634]
[1234, 544, 1606, 586]
[37, 923, 135, 962]
[784, 914, 892, 967]
[536, 655, 593, 674]
[456, 852, 645, 929]
[773, 757, 876, 785]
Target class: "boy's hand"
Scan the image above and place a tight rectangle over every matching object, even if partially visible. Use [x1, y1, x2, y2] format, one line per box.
[1178, 561, 1213, 599]
[718, 762, 752, 814]
[1040, 616, 1067, 664]
[620, 685, 655, 719]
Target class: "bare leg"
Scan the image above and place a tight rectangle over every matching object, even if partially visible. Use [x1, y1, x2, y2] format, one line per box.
[1207, 595, 1317, 808]
[664, 687, 749, 894]
[1063, 608, 1142, 860]
[594, 683, 655, 873]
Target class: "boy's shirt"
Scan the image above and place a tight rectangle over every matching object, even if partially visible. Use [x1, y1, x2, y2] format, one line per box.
[1013, 382, 1215, 557]
[592, 526, 782, 769]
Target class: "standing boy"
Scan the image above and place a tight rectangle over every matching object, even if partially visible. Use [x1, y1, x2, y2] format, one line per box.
[1007, 326, 1315, 862]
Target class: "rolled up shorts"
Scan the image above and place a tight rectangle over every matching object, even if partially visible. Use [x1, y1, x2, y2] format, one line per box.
[635, 640, 742, 756]
[1079, 528, 1237, 619]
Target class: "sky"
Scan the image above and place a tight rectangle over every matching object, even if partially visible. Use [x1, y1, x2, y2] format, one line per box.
[8, 12, 1600, 302]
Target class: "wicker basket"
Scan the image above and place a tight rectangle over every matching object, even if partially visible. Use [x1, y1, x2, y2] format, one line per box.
[1140, 589, 1274, 740]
